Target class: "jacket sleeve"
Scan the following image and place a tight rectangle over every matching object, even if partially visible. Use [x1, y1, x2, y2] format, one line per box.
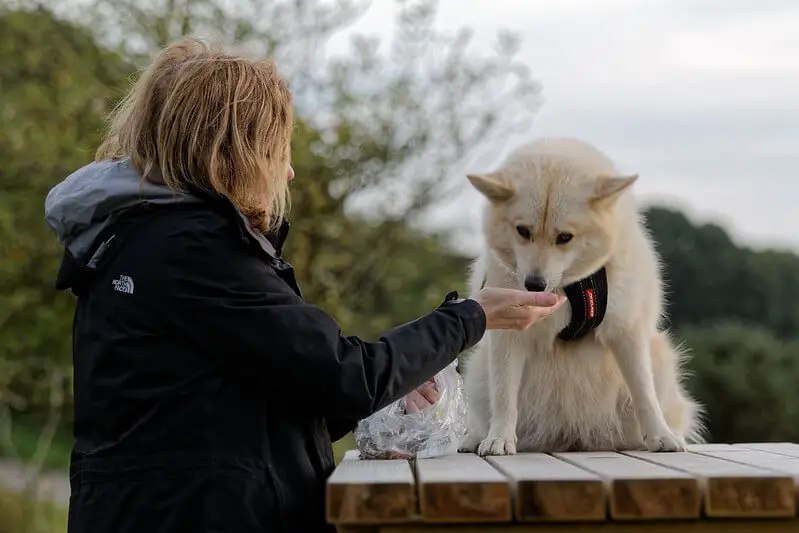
[163, 224, 486, 422]
[326, 417, 358, 442]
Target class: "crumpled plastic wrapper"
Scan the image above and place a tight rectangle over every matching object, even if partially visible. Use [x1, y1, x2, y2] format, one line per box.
[353, 361, 467, 459]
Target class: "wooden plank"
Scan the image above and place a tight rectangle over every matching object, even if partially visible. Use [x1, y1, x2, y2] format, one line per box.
[694, 448, 799, 476]
[343, 449, 361, 461]
[737, 443, 799, 458]
[415, 453, 511, 523]
[624, 451, 795, 517]
[691, 448, 799, 511]
[377, 520, 799, 533]
[486, 453, 606, 522]
[686, 444, 741, 452]
[553, 451, 700, 520]
[327, 456, 417, 525]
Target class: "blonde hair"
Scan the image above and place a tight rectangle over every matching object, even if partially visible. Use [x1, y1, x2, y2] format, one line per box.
[96, 37, 293, 231]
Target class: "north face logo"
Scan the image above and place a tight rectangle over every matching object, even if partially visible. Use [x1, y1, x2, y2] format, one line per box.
[112, 274, 134, 294]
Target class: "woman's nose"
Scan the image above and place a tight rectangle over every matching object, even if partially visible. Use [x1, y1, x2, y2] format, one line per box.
[288, 166, 295, 181]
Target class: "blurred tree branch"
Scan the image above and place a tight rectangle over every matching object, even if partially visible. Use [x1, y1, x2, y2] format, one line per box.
[43, 0, 542, 223]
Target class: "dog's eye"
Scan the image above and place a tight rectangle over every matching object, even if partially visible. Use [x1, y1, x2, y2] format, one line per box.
[556, 232, 573, 245]
[516, 226, 531, 240]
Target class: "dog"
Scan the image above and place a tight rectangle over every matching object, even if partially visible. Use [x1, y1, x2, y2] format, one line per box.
[458, 137, 704, 455]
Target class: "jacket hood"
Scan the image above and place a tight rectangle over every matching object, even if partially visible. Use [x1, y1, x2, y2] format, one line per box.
[45, 158, 291, 288]
[44, 158, 203, 266]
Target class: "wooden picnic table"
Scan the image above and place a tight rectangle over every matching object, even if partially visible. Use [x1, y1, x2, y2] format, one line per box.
[327, 443, 799, 532]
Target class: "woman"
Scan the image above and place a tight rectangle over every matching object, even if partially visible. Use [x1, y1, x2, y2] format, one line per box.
[45, 38, 564, 533]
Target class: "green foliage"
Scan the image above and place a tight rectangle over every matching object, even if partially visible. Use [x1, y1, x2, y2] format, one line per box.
[0, 7, 132, 419]
[287, 123, 471, 335]
[332, 433, 356, 464]
[0, 420, 71, 473]
[645, 206, 799, 338]
[680, 322, 799, 443]
[0, 488, 67, 533]
[644, 207, 799, 442]
[63, 0, 542, 222]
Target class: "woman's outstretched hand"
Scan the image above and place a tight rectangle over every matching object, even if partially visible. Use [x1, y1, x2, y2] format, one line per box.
[472, 287, 567, 331]
[399, 288, 566, 417]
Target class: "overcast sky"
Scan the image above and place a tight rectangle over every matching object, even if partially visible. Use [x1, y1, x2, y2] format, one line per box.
[330, 0, 799, 254]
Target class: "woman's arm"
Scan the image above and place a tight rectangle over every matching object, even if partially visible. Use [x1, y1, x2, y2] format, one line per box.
[163, 223, 486, 421]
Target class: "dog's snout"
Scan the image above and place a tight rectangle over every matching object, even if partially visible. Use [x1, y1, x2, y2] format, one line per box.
[524, 276, 547, 292]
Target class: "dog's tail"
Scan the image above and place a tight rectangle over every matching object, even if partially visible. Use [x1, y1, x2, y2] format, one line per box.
[467, 252, 488, 299]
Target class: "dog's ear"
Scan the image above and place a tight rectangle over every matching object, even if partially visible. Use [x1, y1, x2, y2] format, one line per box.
[590, 174, 638, 205]
[467, 172, 515, 202]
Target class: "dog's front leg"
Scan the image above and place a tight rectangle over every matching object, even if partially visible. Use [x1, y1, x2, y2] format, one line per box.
[478, 333, 525, 456]
[607, 334, 685, 452]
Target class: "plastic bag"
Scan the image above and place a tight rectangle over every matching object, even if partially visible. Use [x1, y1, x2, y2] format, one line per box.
[353, 361, 467, 459]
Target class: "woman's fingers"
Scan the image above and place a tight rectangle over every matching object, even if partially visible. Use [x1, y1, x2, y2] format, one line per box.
[475, 287, 569, 331]
[503, 295, 568, 330]
[403, 380, 441, 413]
[512, 291, 560, 307]
[403, 391, 422, 413]
[536, 295, 568, 315]
[417, 382, 440, 404]
[507, 296, 566, 318]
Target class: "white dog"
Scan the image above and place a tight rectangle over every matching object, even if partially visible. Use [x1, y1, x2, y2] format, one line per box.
[458, 138, 704, 456]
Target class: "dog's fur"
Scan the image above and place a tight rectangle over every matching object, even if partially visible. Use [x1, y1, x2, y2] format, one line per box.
[458, 138, 704, 455]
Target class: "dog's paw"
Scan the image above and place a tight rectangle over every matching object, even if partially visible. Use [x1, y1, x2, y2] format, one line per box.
[645, 432, 686, 452]
[477, 436, 516, 456]
[457, 433, 482, 453]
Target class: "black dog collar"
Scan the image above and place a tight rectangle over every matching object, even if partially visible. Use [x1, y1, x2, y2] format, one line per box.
[557, 267, 608, 341]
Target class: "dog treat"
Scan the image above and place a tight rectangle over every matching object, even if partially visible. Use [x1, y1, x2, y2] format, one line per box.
[354, 361, 466, 459]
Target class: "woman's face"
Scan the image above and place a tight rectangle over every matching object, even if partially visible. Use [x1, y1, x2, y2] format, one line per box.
[288, 165, 295, 181]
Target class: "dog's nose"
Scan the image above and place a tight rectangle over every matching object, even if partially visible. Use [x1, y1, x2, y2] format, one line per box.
[524, 276, 547, 292]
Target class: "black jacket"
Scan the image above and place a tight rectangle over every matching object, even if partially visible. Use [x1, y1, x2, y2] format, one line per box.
[46, 160, 486, 533]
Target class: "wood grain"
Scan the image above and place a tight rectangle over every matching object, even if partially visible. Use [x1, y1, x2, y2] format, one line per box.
[327, 443, 799, 529]
[686, 444, 741, 452]
[693, 448, 799, 476]
[736, 443, 799, 458]
[327, 455, 417, 525]
[486, 453, 606, 522]
[624, 451, 795, 517]
[554, 451, 700, 520]
[692, 449, 799, 477]
[376, 520, 799, 533]
[415, 454, 511, 523]
[690, 448, 799, 512]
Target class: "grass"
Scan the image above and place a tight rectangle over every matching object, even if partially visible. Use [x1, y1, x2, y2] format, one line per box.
[332, 433, 356, 464]
[0, 488, 68, 533]
[0, 421, 71, 473]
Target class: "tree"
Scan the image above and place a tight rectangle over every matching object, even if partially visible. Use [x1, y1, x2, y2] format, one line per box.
[286, 123, 473, 335]
[0, 6, 132, 420]
[0, 11, 134, 527]
[680, 321, 799, 443]
[644, 206, 799, 338]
